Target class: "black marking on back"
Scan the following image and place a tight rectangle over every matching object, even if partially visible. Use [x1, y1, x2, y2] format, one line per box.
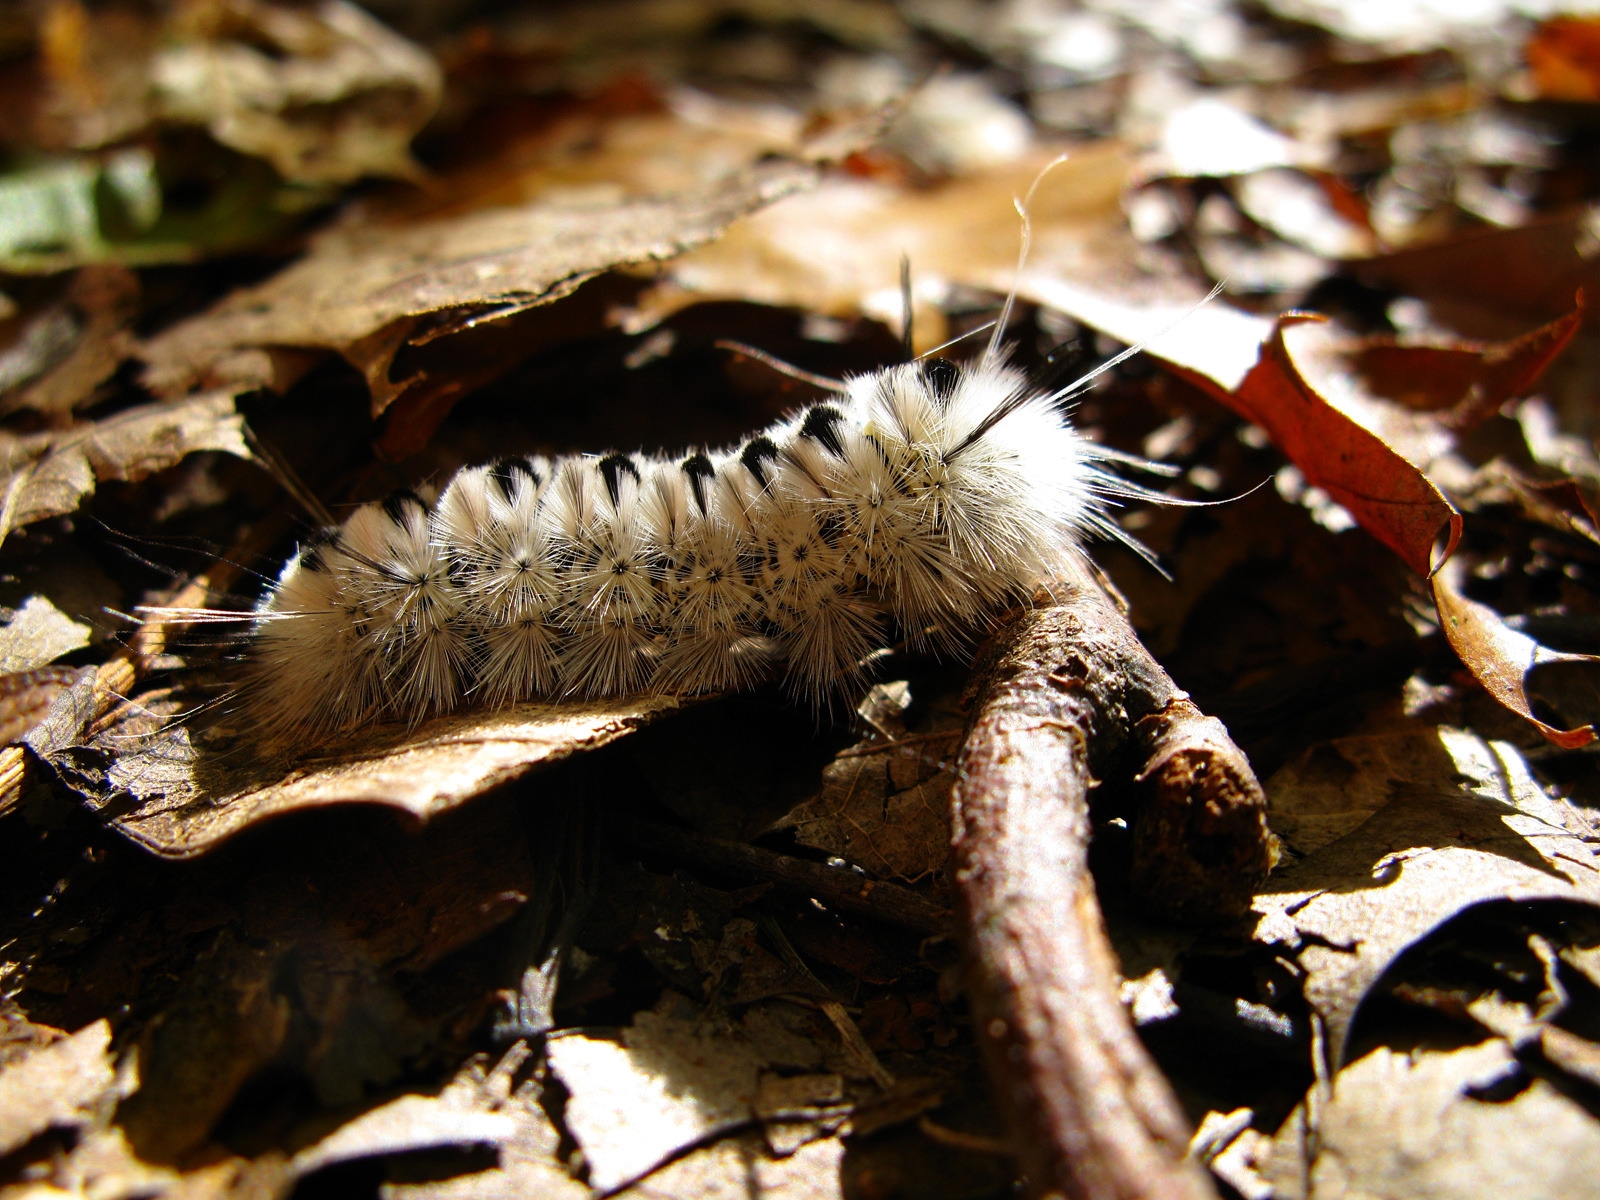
[741, 437, 781, 489]
[799, 405, 847, 457]
[488, 458, 536, 501]
[598, 454, 641, 506]
[300, 525, 340, 572]
[382, 489, 427, 522]
[919, 357, 960, 401]
[681, 454, 715, 514]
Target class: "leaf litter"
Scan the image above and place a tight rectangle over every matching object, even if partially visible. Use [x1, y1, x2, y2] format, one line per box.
[7, 1, 1600, 1198]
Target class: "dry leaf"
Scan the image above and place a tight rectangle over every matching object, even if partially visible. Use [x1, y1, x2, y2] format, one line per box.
[0, 267, 139, 417]
[0, 595, 90, 674]
[1255, 726, 1600, 1066]
[1266, 1040, 1600, 1200]
[1025, 286, 1462, 576]
[548, 1003, 770, 1191]
[621, 144, 1134, 352]
[782, 749, 956, 886]
[0, 390, 250, 537]
[288, 1046, 544, 1182]
[1431, 564, 1598, 749]
[138, 157, 820, 419]
[0, 1018, 122, 1157]
[31, 686, 680, 857]
[153, 0, 441, 185]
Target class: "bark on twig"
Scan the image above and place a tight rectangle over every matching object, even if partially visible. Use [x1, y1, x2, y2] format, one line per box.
[951, 556, 1274, 1200]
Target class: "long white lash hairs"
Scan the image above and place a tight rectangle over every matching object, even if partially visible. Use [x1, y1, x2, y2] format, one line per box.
[163, 161, 1212, 739]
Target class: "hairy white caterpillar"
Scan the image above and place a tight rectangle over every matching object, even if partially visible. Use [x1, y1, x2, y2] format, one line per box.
[238, 339, 1155, 738]
[158, 166, 1210, 740]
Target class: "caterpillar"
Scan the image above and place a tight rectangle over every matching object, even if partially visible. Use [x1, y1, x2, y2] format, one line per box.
[242, 343, 1149, 738]
[160, 168, 1200, 740]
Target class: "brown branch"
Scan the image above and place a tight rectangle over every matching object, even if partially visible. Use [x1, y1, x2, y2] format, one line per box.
[951, 556, 1274, 1200]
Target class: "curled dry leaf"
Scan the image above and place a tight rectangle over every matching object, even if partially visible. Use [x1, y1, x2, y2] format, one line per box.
[1255, 725, 1600, 1066]
[29, 676, 680, 857]
[0, 390, 250, 537]
[1431, 565, 1598, 749]
[1030, 286, 1461, 576]
[1030, 282, 1595, 745]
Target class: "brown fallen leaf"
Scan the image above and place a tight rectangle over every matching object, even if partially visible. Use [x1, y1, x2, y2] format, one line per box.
[0, 265, 139, 419]
[1028, 283, 1461, 574]
[1351, 304, 1583, 429]
[548, 1004, 771, 1192]
[31, 682, 681, 857]
[620, 144, 1134, 353]
[138, 156, 820, 441]
[0, 596, 89, 674]
[1027, 282, 1600, 745]
[36, 0, 441, 185]
[780, 739, 956, 886]
[1266, 1039, 1600, 1200]
[1431, 564, 1598, 750]
[1255, 725, 1600, 1066]
[0, 1018, 125, 1157]
[0, 390, 250, 539]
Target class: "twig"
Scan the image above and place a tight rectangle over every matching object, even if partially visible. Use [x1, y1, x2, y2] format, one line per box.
[626, 819, 952, 934]
[951, 555, 1273, 1200]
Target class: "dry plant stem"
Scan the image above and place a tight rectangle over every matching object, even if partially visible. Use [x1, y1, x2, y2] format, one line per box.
[628, 819, 951, 933]
[952, 556, 1271, 1200]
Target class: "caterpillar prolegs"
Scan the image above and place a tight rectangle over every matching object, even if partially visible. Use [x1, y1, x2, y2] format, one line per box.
[244, 349, 1150, 738]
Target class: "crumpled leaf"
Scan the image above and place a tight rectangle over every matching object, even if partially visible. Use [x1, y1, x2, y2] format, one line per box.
[1027, 286, 1462, 575]
[1029, 282, 1596, 743]
[1431, 565, 1598, 749]
[152, 0, 441, 185]
[37, 0, 440, 186]
[621, 144, 1133, 353]
[548, 992, 858, 1193]
[0, 1018, 124, 1156]
[1254, 725, 1600, 1066]
[138, 157, 820, 423]
[0, 390, 250, 538]
[32, 680, 680, 857]
[0, 595, 90, 674]
[1266, 1039, 1600, 1200]
[548, 1002, 771, 1191]
[0, 265, 140, 418]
